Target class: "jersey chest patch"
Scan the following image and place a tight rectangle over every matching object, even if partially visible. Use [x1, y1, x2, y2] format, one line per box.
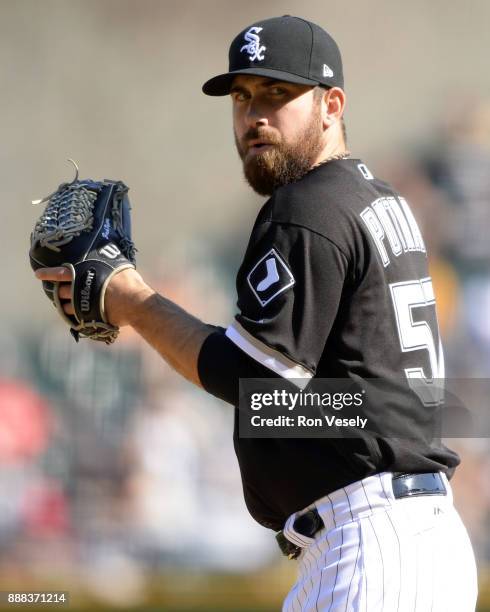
[247, 248, 295, 307]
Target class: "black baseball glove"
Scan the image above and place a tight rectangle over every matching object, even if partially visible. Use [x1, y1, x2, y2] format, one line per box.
[29, 162, 136, 344]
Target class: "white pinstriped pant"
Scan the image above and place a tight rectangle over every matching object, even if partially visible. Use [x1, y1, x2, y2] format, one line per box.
[282, 472, 478, 612]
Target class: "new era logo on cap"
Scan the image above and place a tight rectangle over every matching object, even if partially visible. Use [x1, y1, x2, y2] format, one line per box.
[323, 64, 334, 77]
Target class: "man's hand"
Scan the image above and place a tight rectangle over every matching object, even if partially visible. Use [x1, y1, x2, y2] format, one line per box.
[35, 266, 213, 386]
[35, 266, 153, 328]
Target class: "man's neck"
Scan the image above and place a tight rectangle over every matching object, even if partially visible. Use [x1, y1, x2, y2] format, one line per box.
[313, 141, 348, 167]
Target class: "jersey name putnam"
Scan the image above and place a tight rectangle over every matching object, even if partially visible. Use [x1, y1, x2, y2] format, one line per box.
[360, 196, 426, 267]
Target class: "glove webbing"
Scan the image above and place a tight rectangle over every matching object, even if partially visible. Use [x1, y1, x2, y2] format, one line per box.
[32, 183, 98, 252]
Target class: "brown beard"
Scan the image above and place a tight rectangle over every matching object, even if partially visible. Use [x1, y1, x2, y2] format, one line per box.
[234, 106, 324, 196]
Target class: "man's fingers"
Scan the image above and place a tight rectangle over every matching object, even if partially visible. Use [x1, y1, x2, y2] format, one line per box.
[34, 267, 74, 315]
[35, 266, 73, 282]
[57, 283, 74, 314]
[63, 303, 75, 316]
[58, 284, 72, 300]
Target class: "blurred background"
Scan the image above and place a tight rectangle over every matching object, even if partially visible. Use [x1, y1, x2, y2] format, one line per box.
[1, 0, 490, 609]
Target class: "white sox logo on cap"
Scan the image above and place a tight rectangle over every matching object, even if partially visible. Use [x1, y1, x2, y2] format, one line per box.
[240, 26, 266, 62]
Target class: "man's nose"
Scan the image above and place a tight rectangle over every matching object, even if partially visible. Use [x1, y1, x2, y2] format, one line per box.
[245, 101, 268, 127]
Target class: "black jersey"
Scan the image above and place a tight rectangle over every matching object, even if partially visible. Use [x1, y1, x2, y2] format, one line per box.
[219, 158, 459, 530]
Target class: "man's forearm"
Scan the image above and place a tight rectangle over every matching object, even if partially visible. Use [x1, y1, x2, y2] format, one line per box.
[34, 266, 215, 387]
[119, 283, 214, 387]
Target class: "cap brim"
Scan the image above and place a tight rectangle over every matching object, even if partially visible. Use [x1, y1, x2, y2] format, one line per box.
[202, 68, 319, 96]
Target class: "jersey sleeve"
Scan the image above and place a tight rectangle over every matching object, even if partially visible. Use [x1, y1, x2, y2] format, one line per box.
[226, 221, 350, 388]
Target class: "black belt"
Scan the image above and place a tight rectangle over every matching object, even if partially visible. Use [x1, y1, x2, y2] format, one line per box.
[276, 472, 446, 559]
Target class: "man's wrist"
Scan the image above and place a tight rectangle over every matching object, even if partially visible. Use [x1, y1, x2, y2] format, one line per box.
[104, 268, 155, 328]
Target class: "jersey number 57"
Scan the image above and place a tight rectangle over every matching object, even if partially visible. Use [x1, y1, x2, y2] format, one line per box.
[390, 277, 444, 406]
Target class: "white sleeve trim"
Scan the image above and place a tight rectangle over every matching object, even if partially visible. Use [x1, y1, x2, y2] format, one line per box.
[225, 321, 313, 389]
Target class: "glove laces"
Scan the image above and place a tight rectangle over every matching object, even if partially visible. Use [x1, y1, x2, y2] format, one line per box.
[32, 182, 98, 252]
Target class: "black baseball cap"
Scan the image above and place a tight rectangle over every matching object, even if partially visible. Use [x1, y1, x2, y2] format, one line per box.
[202, 15, 343, 96]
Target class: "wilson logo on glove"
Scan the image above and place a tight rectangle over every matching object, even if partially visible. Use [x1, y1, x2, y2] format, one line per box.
[80, 269, 96, 313]
[99, 244, 121, 259]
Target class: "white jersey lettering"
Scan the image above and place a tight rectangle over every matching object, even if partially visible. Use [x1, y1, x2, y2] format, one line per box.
[361, 196, 426, 266]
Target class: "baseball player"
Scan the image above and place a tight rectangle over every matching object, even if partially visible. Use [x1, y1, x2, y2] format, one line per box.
[35, 15, 478, 611]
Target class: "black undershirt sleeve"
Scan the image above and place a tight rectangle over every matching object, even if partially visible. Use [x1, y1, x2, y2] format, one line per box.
[197, 327, 281, 406]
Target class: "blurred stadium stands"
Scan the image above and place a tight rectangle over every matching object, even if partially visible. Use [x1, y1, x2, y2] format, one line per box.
[1, 0, 490, 609]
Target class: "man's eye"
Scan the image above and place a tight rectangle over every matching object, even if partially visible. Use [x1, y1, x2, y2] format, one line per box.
[232, 91, 248, 102]
[269, 87, 286, 96]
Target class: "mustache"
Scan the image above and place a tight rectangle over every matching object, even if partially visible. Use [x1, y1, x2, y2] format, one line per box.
[241, 127, 282, 147]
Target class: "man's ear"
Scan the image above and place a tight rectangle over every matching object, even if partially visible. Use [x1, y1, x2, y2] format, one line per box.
[321, 87, 346, 129]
